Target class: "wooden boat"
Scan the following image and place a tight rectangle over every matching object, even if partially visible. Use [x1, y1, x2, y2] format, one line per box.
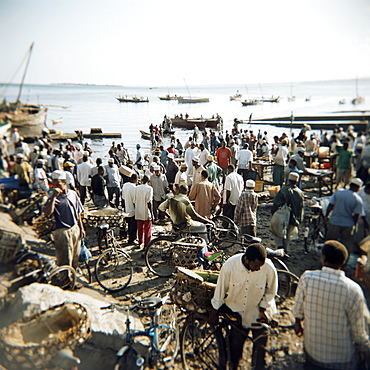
[171, 117, 219, 129]
[116, 96, 149, 103]
[0, 43, 48, 137]
[140, 130, 151, 140]
[352, 76, 365, 105]
[230, 92, 243, 100]
[339, 99, 346, 105]
[158, 95, 181, 101]
[261, 96, 280, 103]
[177, 97, 209, 104]
[52, 117, 63, 125]
[241, 99, 261, 106]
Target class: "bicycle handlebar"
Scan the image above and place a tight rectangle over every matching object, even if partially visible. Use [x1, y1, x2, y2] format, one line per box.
[100, 296, 171, 313]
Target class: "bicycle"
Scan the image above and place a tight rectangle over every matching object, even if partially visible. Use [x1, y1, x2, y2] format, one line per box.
[303, 197, 330, 253]
[9, 248, 76, 291]
[94, 222, 133, 293]
[180, 309, 296, 370]
[101, 295, 179, 369]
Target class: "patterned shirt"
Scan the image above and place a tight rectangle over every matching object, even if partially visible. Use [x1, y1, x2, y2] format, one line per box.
[293, 267, 370, 368]
[234, 189, 258, 227]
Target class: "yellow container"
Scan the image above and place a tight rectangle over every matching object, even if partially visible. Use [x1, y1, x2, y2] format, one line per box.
[255, 180, 264, 192]
[268, 185, 280, 198]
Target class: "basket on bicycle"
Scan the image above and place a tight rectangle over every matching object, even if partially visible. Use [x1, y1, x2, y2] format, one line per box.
[32, 215, 55, 236]
[0, 230, 25, 264]
[172, 242, 202, 270]
[0, 302, 91, 370]
[171, 267, 218, 314]
[84, 207, 126, 228]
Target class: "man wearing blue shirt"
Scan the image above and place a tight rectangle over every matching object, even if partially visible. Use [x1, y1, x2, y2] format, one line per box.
[325, 178, 364, 253]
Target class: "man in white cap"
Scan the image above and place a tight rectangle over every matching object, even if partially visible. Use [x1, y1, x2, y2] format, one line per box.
[44, 170, 85, 284]
[174, 163, 190, 194]
[191, 156, 205, 186]
[234, 179, 258, 237]
[271, 172, 304, 251]
[165, 153, 178, 190]
[150, 164, 169, 222]
[325, 177, 364, 253]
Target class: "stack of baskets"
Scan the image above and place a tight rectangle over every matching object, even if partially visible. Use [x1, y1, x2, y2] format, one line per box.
[32, 215, 55, 236]
[0, 302, 91, 369]
[171, 267, 218, 314]
[84, 207, 124, 228]
[0, 230, 25, 264]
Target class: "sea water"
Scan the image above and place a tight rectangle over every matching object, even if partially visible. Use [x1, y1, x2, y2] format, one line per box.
[1, 78, 370, 162]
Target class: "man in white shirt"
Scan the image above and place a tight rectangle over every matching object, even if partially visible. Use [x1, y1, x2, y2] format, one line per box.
[134, 175, 153, 248]
[184, 142, 199, 176]
[105, 158, 121, 208]
[293, 240, 370, 369]
[77, 154, 93, 205]
[223, 164, 244, 220]
[122, 174, 138, 245]
[236, 143, 253, 184]
[198, 143, 210, 167]
[174, 163, 190, 194]
[191, 156, 205, 186]
[209, 243, 278, 370]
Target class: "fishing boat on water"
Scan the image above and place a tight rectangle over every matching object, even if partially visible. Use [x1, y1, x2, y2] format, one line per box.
[171, 117, 220, 129]
[140, 130, 151, 140]
[158, 94, 182, 101]
[241, 99, 261, 106]
[177, 97, 209, 104]
[0, 43, 47, 137]
[261, 96, 280, 103]
[116, 96, 149, 103]
[230, 92, 243, 100]
[352, 77, 365, 105]
[52, 117, 63, 125]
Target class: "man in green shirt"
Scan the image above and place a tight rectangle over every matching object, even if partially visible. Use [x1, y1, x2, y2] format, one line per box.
[336, 142, 353, 189]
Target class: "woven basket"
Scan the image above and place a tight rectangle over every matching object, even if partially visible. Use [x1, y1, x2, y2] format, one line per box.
[85, 208, 124, 228]
[0, 230, 25, 264]
[32, 215, 55, 236]
[171, 267, 218, 314]
[0, 302, 91, 370]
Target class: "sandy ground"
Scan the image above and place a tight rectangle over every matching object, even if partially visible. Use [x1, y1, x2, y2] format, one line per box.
[2, 171, 369, 369]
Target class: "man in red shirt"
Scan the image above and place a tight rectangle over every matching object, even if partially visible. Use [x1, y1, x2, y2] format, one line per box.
[216, 141, 232, 179]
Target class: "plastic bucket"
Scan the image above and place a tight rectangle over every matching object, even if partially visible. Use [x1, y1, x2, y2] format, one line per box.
[255, 180, 264, 192]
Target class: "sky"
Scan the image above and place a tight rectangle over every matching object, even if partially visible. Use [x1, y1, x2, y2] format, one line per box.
[0, 0, 369, 87]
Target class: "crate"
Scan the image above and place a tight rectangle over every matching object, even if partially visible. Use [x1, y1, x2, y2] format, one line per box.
[171, 267, 218, 314]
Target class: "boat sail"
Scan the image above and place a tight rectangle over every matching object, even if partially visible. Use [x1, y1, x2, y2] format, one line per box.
[0, 43, 48, 137]
[352, 76, 365, 105]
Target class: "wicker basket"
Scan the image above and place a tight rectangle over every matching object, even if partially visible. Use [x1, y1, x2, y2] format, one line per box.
[171, 267, 218, 314]
[85, 207, 124, 228]
[32, 215, 55, 236]
[0, 302, 91, 370]
[0, 230, 25, 264]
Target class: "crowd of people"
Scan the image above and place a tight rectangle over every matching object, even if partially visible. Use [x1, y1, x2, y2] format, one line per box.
[1, 121, 370, 368]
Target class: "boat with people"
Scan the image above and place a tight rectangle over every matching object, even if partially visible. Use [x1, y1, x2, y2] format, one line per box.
[170, 116, 220, 129]
[116, 96, 149, 103]
[140, 130, 151, 140]
[261, 96, 280, 103]
[158, 94, 182, 101]
[177, 97, 209, 104]
[241, 99, 261, 106]
[0, 43, 48, 137]
[230, 92, 243, 100]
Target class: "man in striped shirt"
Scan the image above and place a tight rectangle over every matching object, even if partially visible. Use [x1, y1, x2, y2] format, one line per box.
[234, 179, 258, 237]
[293, 240, 370, 369]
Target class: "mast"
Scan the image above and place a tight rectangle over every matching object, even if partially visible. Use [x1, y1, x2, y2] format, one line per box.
[16, 42, 34, 104]
[184, 78, 191, 97]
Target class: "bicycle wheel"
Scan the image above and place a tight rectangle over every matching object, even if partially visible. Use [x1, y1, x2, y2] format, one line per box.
[212, 215, 239, 239]
[145, 236, 177, 277]
[78, 261, 92, 284]
[156, 303, 179, 365]
[95, 249, 133, 293]
[276, 270, 300, 306]
[181, 313, 227, 370]
[47, 265, 76, 290]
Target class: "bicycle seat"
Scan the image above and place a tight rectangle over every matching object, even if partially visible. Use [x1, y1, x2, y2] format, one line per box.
[98, 222, 110, 230]
[138, 297, 163, 310]
[242, 234, 262, 243]
[204, 250, 223, 261]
